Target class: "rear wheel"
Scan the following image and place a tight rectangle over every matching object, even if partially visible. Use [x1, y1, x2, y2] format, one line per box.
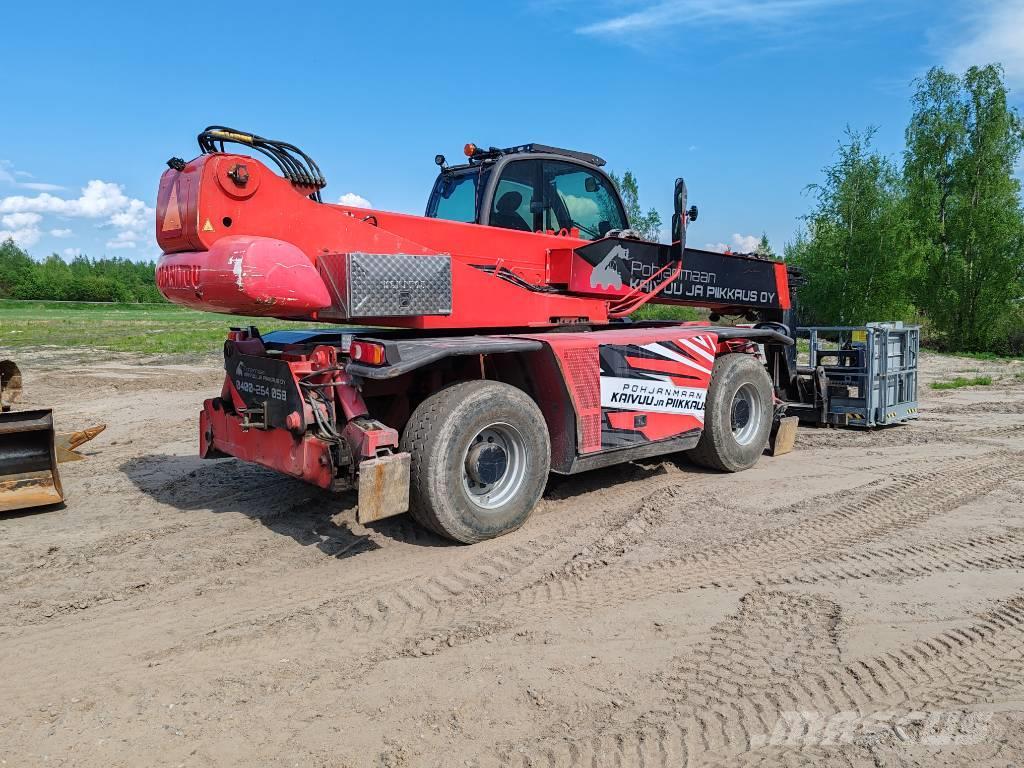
[400, 380, 551, 543]
[687, 353, 773, 472]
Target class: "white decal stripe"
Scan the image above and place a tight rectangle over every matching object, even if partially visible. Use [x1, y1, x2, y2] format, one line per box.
[636, 342, 678, 363]
[624, 366, 675, 384]
[679, 337, 716, 363]
[640, 343, 712, 376]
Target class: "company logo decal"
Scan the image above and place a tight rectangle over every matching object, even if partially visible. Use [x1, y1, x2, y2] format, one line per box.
[590, 243, 628, 290]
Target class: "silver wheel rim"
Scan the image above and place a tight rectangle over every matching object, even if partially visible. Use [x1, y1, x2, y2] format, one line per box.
[462, 422, 528, 510]
[731, 383, 762, 446]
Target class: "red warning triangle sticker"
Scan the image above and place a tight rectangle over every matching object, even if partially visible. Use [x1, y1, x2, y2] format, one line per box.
[162, 180, 182, 232]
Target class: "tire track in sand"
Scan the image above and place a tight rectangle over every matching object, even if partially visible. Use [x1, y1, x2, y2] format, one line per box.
[2, 462, 702, 671]
[487, 590, 1024, 767]
[148, 451, 1017, 664]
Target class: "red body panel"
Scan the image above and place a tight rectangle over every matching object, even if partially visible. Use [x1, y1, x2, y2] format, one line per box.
[773, 261, 792, 310]
[527, 325, 717, 455]
[201, 399, 335, 488]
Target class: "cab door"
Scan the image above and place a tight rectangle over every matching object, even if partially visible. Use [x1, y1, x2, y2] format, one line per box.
[484, 159, 542, 232]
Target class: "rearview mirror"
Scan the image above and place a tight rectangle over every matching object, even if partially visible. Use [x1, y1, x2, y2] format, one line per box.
[672, 177, 688, 254]
[674, 177, 687, 217]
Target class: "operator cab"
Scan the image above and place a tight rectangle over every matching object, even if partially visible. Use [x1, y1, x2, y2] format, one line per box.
[426, 143, 628, 240]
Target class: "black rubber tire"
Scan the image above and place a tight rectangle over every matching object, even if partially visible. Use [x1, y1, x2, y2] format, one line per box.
[399, 380, 551, 544]
[686, 353, 773, 472]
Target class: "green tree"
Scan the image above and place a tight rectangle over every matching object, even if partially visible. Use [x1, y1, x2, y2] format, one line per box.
[0, 238, 35, 298]
[755, 233, 775, 258]
[0, 240, 166, 303]
[36, 254, 72, 300]
[787, 128, 916, 324]
[608, 170, 662, 240]
[904, 64, 1024, 351]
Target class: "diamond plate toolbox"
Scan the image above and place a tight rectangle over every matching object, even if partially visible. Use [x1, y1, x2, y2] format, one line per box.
[325, 252, 452, 318]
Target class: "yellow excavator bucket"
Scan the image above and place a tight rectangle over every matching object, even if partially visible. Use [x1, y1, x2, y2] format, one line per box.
[0, 408, 64, 513]
[0, 361, 106, 514]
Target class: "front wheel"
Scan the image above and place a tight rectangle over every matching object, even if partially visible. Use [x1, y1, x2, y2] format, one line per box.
[687, 353, 773, 472]
[400, 381, 551, 543]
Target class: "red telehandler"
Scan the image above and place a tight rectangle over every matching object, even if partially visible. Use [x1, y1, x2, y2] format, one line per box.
[156, 127, 807, 543]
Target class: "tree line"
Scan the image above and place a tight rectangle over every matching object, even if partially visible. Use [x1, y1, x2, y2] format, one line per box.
[0, 240, 163, 303]
[788, 64, 1024, 355]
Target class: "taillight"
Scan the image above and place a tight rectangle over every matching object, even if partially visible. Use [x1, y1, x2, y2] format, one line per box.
[350, 340, 386, 366]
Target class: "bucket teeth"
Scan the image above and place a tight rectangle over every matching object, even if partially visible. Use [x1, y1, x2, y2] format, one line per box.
[55, 425, 107, 462]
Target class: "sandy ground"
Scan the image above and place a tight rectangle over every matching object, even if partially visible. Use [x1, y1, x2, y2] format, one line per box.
[1, 347, 1024, 767]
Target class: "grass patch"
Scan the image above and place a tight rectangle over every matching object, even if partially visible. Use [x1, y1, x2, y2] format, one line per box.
[632, 304, 704, 322]
[930, 375, 993, 390]
[0, 299, 333, 355]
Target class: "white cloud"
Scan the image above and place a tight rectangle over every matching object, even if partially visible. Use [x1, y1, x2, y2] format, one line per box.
[706, 233, 760, 253]
[0, 226, 42, 248]
[944, 0, 1024, 89]
[50, 228, 72, 237]
[0, 179, 153, 253]
[106, 230, 138, 250]
[578, 0, 849, 36]
[0, 161, 64, 192]
[108, 198, 149, 230]
[338, 192, 372, 208]
[0, 212, 43, 246]
[63, 247, 82, 259]
[19, 182, 65, 192]
[2, 212, 42, 230]
[0, 180, 138, 219]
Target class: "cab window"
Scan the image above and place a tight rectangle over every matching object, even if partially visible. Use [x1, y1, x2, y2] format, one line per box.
[426, 168, 487, 223]
[490, 160, 539, 232]
[544, 161, 626, 240]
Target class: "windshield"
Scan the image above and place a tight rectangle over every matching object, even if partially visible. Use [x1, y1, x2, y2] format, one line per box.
[425, 167, 490, 223]
[545, 160, 627, 240]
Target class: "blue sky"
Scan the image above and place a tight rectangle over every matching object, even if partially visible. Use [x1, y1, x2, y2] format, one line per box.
[1, 0, 1021, 261]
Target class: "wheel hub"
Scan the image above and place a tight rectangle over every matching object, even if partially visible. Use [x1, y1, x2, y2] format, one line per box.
[730, 382, 762, 446]
[461, 423, 528, 510]
[466, 442, 508, 485]
[731, 398, 751, 431]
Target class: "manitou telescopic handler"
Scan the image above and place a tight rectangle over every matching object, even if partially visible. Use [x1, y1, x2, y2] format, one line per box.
[156, 127, 813, 543]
